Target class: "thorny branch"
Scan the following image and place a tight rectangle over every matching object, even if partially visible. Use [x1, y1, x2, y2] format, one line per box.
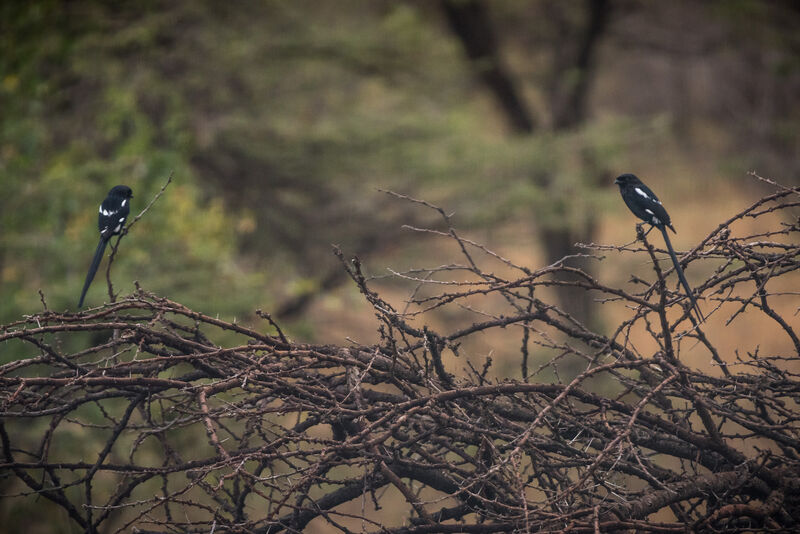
[105, 172, 174, 305]
[1, 176, 799, 533]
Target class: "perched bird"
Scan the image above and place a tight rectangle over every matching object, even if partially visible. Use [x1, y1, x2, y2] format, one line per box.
[614, 173, 704, 322]
[78, 185, 133, 308]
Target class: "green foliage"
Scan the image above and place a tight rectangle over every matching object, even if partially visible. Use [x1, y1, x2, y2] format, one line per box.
[2, 2, 799, 530]
[0, 2, 272, 333]
[5, 0, 787, 344]
[0, 1, 652, 336]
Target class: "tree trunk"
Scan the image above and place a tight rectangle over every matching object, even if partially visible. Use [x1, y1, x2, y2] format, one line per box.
[441, 0, 610, 325]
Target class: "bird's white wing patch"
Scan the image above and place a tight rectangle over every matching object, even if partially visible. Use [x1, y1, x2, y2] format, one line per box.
[113, 224, 122, 233]
[636, 187, 663, 205]
[121, 199, 127, 207]
[633, 187, 661, 204]
[100, 207, 112, 216]
[652, 216, 661, 225]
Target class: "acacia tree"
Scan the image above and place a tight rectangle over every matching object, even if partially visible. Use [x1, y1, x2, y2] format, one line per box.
[441, 0, 611, 326]
[439, 0, 800, 324]
[1, 176, 799, 532]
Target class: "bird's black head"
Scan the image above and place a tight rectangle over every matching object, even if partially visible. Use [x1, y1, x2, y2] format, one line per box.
[109, 185, 133, 199]
[614, 173, 642, 188]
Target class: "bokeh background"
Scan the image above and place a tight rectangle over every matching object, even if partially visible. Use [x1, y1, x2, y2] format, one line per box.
[3, 0, 799, 349]
[2, 1, 800, 531]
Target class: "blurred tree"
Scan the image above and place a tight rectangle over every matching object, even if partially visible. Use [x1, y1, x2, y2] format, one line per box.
[441, 0, 610, 325]
[437, 0, 800, 324]
[0, 1, 271, 334]
[1, 0, 799, 338]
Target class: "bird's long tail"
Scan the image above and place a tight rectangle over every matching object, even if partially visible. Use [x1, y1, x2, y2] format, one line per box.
[78, 238, 108, 308]
[660, 227, 704, 323]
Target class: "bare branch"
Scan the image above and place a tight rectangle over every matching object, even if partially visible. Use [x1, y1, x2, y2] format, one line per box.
[2, 179, 800, 532]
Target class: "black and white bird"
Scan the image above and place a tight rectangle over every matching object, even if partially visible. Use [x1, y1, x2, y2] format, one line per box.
[78, 185, 133, 308]
[614, 173, 704, 322]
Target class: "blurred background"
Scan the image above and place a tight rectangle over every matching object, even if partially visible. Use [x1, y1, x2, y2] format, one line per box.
[2, 0, 799, 351]
[2, 2, 800, 531]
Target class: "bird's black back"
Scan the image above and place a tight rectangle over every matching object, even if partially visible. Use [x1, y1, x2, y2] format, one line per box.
[615, 173, 674, 232]
[98, 185, 133, 241]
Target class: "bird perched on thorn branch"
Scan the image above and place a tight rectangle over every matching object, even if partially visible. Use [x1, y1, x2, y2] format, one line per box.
[78, 185, 133, 308]
[614, 173, 704, 323]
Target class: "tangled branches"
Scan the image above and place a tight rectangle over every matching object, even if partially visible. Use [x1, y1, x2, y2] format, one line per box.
[1, 176, 800, 533]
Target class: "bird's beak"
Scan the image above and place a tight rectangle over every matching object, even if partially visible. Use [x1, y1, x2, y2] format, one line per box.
[613, 178, 621, 185]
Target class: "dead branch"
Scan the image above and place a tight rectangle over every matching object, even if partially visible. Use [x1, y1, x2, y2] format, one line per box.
[1, 177, 799, 532]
